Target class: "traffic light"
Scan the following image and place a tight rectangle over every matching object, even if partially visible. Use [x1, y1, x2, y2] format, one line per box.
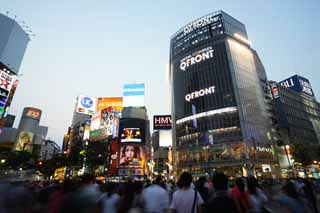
[37, 161, 43, 166]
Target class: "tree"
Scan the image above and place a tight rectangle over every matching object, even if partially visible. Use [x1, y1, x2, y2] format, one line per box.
[290, 143, 312, 166]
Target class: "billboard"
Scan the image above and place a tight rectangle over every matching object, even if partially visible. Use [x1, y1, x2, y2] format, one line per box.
[123, 83, 145, 107]
[121, 128, 141, 143]
[0, 70, 16, 118]
[15, 131, 34, 152]
[97, 97, 123, 111]
[90, 111, 102, 131]
[76, 95, 97, 115]
[23, 107, 42, 120]
[159, 130, 172, 147]
[90, 128, 108, 142]
[119, 144, 145, 168]
[279, 75, 314, 97]
[100, 107, 120, 138]
[153, 115, 172, 130]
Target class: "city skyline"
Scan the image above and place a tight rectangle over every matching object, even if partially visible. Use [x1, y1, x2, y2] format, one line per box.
[2, 0, 320, 146]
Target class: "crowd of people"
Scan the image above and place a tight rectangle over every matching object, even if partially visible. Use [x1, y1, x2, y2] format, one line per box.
[0, 172, 319, 213]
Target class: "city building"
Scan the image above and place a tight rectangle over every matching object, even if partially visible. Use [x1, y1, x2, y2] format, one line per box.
[0, 13, 30, 128]
[42, 139, 61, 160]
[170, 11, 276, 177]
[269, 75, 320, 177]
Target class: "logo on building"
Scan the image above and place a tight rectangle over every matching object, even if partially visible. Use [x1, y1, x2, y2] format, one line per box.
[153, 115, 172, 130]
[180, 47, 214, 71]
[81, 97, 93, 108]
[185, 86, 215, 102]
[25, 109, 41, 119]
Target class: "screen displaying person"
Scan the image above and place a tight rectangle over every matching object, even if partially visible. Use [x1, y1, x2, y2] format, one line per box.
[120, 145, 143, 167]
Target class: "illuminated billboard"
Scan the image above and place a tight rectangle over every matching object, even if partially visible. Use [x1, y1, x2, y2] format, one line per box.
[0, 70, 16, 118]
[76, 95, 97, 115]
[121, 128, 141, 143]
[159, 130, 172, 147]
[153, 115, 172, 130]
[123, 83, 145, 107]
[279, 75, 314, 97]
[90, 111, 102, 131]
[97, 97, 123, 111]
[23, 107, 42, 120]
[15, 131, 34, 152]
[119, 145, 145, 168]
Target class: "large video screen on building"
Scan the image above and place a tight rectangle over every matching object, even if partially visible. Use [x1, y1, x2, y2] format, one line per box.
[120, 128, 141, 143]
[15, 131, 34, 152]
[119, 145, 145, 168]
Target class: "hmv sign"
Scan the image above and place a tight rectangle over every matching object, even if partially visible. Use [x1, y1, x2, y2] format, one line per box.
[279, 75, 314, 97]
[153, 115, 172, 130]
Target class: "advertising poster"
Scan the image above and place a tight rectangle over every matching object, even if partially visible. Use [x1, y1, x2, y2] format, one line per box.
[120, 128, 141, 143]
[90, 111, 102, 131]
[123, 83, 145, 107]
[97, 97, 123, 111]
[76, 95, 97, 115]
[108, 138, 120, 176]
[119, 145, 145, 168]
[15, 131, 34, 152]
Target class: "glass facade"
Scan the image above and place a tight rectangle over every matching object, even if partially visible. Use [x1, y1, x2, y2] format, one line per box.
[0, 14, 30, 74]
[170, 11, 275, 176]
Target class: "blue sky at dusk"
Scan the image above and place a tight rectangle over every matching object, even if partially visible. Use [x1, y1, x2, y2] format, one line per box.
[2, 0, 320, 146]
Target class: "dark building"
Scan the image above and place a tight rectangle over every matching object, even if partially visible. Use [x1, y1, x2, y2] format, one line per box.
[170, 11, 276, 177]
[269, 75, 320, 170]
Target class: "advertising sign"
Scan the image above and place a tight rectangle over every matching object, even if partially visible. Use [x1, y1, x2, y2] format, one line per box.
[119, 145, 145, 168]
[15, 131, 34, 152]
[279, 75, 314, 97]
[23, 108, 42, 120]
[120, 128, 141, 143]
[97, 97, 123, 111]
[159, 130, 172, 147]
[0, 70, 16, 118]
[76, 95, 97, 115]
[90, 111, 102, 131]
[90, 128, 108, 142]
[123, 83, 145, 107]
[153, 115, 172, 130]
[180, 47, 214, 71]
[108, 138, 120, 176]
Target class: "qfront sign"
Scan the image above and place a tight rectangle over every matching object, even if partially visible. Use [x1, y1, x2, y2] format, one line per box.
[153, 115, 172, 130]
[279, 75, 314, 97]
[185, 86, 215, 102]
[180, 47, 214, 71]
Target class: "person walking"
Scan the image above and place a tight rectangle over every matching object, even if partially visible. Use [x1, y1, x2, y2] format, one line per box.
[170, 172, 204, 213]
[142, 176, 169, 213]
[205, 172, 238, 213]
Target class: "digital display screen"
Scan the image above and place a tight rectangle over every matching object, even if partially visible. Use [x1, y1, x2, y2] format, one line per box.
[119, 145, 144, 168]
[120, 128, 141, 143]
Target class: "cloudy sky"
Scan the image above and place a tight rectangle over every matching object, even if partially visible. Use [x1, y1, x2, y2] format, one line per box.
[2, 0, 320, 146]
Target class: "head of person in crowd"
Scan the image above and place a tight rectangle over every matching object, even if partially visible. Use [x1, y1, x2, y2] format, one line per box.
[212, 172, 228, 191]
[177, 172, 193, 189]
[235, 177, 245, 193]
[247, 176, 259, 195]
[283, 181, 299, 199]
[197, 176, 207, 188]
[81, 173, 96, 186]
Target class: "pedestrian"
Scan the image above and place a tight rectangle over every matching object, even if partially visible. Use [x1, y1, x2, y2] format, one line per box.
[247, 176, 268, 213]
[205, 172, 238, 213]
[231, 178, 250, 213]
[142, 176, 169, 213]
[170, 172, 204, 213]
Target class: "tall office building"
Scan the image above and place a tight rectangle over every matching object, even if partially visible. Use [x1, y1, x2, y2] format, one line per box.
[269, 75, 320, 176]
[170, 11, 276, 177]
[0, 13, 30, 121]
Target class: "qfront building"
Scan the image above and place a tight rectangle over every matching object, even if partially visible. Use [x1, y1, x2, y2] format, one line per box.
[170, 11, 276, 177]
